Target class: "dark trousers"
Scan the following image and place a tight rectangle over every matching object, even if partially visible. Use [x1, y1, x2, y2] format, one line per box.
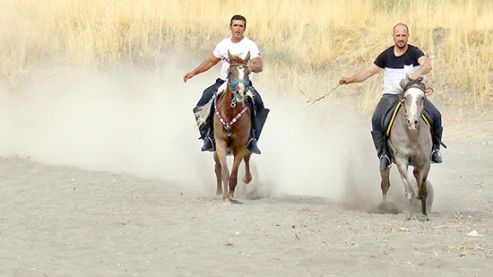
[247, 85, 265, 114]
[371, 94, 400, 133]
[196, 78, 225, 107]
[371, 94, 442, 133]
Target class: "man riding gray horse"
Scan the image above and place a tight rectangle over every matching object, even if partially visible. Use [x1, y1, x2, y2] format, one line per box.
[183, 14, 269, 154]
[339, 23, 444, 171]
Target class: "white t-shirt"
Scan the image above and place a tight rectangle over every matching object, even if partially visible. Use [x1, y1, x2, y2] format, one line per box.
[213, 36, 260, 80]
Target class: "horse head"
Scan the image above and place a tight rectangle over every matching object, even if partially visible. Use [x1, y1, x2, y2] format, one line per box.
[400, 77, 426, 131]
[227, 51, 251, 105]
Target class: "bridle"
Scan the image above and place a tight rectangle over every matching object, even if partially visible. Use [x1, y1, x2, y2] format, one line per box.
[227, 63, 250, 108]
[214, 62, 251, 137]
[401, 81, 428, 129]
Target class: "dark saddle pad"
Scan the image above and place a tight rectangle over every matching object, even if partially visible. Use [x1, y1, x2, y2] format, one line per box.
[382, 100, 433, 137]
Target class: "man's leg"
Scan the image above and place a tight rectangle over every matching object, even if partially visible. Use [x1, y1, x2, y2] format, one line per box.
[246, 85, 269, 154]
[194, 79, 225, 152]
[424, 98, 443, 163]
[371, 94, 400, 171]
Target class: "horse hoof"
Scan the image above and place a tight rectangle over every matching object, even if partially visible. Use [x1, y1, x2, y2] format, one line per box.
[223, 197, 241, 205]
[223, 198, 232, 205]
[243, 175, 252, 184]
[230, 199, 242, 204]
[406, 213, 417, 221]
[372, 201, 400, 214]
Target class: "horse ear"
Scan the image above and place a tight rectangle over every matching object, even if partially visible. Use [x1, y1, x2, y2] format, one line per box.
[228, 50, 232, 62]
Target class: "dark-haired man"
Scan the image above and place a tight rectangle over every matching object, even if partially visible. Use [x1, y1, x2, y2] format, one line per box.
[339, 23, 443, 171]
[183, 15, 268, 154]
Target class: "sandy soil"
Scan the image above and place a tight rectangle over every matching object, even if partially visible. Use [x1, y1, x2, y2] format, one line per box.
[1, 67, 492, 276]
[1, 133, 492, 276]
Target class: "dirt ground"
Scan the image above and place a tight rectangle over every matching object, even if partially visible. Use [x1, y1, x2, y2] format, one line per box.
[1, 127, 492, 276]
[0, 67, 492, 276]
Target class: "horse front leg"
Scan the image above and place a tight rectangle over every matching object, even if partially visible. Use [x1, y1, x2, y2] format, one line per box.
[213, 152, 222, 195]
[395, 159, 416, 220]
[243, 153, 252, 184]
[215, 140, 231, 203]
[229, 151, 246, 199]
[380, 168, 391, 201]
[414, 164, 431, 218]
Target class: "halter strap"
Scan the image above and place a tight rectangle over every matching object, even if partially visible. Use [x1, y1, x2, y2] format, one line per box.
[229, 79, 250, 91]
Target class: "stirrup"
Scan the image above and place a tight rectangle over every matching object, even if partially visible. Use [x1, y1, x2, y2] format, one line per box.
[431, 149, 442, 164]
[201, 137, 215, 152]
[247, 138, 261, 154]
[379, 155, 391, 171]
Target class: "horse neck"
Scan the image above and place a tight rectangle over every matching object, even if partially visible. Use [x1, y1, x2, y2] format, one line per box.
[218, 88, 245, 119]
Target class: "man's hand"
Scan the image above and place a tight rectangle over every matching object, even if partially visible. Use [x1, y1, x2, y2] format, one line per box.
[407, 73, 423, 81]
[183, 55, 221, 83]
[183, 72, 194, 83]
[339, 77, 350, 85]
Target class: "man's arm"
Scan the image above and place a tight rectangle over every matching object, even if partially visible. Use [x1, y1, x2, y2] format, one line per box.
[248, 57, 263, 73]
[409, 56, 432, 80]
[339, 64, 382, 85]
[183, 55, 221, 82]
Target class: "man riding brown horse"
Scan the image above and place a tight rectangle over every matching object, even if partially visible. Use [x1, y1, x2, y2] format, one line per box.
[183, 14, 269, 155]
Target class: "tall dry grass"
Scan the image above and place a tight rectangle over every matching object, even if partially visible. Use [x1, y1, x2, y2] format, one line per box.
[1, 0, 492, 108]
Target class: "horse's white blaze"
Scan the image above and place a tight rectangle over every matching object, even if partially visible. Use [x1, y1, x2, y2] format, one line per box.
[238, 66, 245, 80]
[237, 67, 246, 96]
[405, 88, 424, 129]
[407, 91, 419, 119]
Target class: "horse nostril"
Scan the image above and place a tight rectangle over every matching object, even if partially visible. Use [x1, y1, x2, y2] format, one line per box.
[414, 120, 418, 125]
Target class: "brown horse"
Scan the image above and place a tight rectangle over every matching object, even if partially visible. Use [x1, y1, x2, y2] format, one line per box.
[380, 78, 434, 220]
[213, 52, 253, 203]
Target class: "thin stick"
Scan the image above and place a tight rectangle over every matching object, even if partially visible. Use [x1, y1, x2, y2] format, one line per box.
[307, 84, 341, 106]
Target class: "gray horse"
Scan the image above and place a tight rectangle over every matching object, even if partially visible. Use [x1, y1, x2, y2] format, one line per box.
[380, 78, 434, 220]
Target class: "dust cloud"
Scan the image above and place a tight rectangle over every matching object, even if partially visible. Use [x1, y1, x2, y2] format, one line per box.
[0, 60, 389, 205]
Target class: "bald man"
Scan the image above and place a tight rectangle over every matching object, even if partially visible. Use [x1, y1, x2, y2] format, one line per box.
[339, 23, 443, 171]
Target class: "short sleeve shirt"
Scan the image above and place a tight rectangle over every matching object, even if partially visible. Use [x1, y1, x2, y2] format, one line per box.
[374, 44, 425, 94]
[213, 36, 260, 80]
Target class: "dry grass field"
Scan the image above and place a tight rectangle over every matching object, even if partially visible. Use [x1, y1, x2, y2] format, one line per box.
[1, 0, 492, 109]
